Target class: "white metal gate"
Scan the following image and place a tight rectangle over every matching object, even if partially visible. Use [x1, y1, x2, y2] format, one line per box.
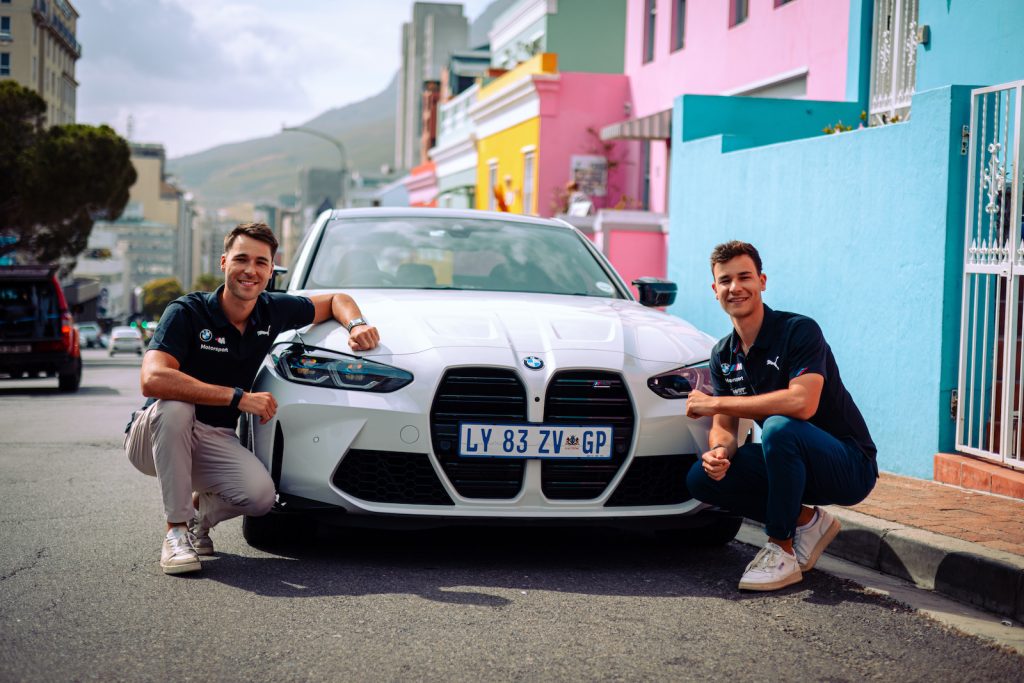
[956, 81, 1024, 470]
[869, 0, 919, 125]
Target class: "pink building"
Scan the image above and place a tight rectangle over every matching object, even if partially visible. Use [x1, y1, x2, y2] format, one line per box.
[611, 0, 855, 213]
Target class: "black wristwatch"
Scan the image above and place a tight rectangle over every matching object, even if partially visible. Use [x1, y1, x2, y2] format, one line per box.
[345, 317, 367, 332]
[230, 386, 244, 410]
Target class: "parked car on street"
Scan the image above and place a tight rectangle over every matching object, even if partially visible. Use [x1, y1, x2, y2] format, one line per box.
[0, 265, 82, 392]
[242, 209, 741, 546]
[108, 326, 144, 356]
[76, 321, 102, 348]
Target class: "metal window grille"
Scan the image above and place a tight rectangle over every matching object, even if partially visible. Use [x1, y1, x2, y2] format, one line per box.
[956, 81, 1024, 470]
[869, 0, 919, 124]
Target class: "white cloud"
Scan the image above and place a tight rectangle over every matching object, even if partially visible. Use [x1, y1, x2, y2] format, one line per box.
[74, 0, 494, 158]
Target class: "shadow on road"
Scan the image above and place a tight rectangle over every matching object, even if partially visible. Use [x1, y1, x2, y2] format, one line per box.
[197, 526, 890, 610]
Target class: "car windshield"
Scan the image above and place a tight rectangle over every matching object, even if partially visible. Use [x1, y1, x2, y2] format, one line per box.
[0, 281, 59, 340]
[303, 216, 623, 298]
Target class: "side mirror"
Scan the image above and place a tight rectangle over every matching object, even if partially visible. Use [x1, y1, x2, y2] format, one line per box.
[268, 265, 289, 292]
[632, 277, 677, 307]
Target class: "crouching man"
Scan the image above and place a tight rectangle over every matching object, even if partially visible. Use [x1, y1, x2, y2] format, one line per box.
[124, 222, 380, 574]
[685, 240, 877, 591]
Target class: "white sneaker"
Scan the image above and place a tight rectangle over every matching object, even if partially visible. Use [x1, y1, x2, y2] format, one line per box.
[160, 527, 201, 575]
[793, 506, 841, 571]
[738, 542, 802, 591]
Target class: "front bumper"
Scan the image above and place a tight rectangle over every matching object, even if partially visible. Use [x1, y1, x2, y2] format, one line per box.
[250, 348, 712, 521]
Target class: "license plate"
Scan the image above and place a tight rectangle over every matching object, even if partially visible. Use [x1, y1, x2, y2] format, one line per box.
[0, 344, 31, 353]
[459, 423, 614, 459]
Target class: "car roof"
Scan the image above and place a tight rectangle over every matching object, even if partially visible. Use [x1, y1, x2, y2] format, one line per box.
[325, 207, 576, 230]
[111, 326, 139, 333]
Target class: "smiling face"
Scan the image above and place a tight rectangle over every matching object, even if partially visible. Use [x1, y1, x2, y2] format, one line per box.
[711, 254, 766, 321]
[220, 234, 273, 304]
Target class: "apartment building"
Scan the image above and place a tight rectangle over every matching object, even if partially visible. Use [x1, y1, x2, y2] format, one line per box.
[0, 0, 81, 126]
[395, 2, 469, 171]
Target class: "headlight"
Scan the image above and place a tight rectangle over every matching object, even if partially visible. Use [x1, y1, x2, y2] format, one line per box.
[647, 361, 712, 399]
[272, 344, 413, 392]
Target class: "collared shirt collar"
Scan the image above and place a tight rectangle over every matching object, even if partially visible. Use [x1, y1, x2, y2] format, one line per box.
[206, 284, 265, 332]
[729, 304, 778, 354]
[206, 285, 229, 328]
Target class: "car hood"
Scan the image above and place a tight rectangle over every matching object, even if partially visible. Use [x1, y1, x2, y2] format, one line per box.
[291, 289, 716, 364]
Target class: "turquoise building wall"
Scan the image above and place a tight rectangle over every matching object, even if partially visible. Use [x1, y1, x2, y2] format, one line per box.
[667, 87, 972, 478]
[547, 0, 626, 74]
[917, 0, 1024, 92]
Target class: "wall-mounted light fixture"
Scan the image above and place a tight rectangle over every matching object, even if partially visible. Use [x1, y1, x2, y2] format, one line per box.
[916, 24, 930, 46]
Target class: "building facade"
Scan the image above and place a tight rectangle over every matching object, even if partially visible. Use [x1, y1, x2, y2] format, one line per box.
[611, 0, 856, 214]
[395, 2, 469, 171]
[0, 0, 81, 126]
[665, 0, 1024, 485]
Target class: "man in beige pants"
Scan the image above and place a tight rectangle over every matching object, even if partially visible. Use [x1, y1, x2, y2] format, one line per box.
[125, 222, 380, 575]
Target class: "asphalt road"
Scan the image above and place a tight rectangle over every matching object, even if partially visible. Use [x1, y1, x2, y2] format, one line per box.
[1, 351, 1022, 682]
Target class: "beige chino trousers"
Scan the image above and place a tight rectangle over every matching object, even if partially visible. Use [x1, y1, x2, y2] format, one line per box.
[123, 400, 275, 527]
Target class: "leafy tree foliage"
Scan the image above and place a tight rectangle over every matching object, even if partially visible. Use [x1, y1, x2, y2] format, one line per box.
[142, 277, 184, 319]
[191, 273, 222, 292]
[0, 81, 137, 266]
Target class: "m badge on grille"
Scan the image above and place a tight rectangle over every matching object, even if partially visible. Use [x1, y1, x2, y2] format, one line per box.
[523, 356, 544, 370]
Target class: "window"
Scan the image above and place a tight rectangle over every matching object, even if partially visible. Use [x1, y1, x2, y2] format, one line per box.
[522, 150, 535, 215]
[0, 53, 9, 77]
[640, 141, 651, 210]
[0, 16, 10, 38]
[487, 161, 498, 211]
[730, 0, 749, 26]
[642, 0, 656, 63]
[671, 0, 685, 51]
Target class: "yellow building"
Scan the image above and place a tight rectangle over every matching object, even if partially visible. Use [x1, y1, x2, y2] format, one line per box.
[0, 0, 81, 126]
[471, 54, 555, 217]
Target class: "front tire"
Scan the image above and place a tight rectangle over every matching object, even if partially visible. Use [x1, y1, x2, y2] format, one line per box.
[657, 515, 743, 546]
[241, 512, 307, 548]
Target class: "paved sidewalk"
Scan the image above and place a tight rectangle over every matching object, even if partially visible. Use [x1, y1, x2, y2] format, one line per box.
[816, 473, 1024, 622]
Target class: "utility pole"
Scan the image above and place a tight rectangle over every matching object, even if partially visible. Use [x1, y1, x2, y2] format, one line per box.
[282, 125, 349, 208]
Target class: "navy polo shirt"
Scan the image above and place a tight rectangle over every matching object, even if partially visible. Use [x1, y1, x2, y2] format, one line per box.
[709, 305, 876, 459]
[145, 285, 315, 428]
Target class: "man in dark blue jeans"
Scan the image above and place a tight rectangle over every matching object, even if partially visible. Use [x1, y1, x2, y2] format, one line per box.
[684, 241, 877, 591]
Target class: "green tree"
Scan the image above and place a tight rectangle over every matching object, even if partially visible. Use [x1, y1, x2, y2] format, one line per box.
[191, 273, 221, 292]
[0, 81, 137, 267]
[142, 277, 184, 319]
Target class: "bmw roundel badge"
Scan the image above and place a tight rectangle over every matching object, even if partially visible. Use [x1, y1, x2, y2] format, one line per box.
[523, 356, 544, 370]
[199, 329, 213, 342]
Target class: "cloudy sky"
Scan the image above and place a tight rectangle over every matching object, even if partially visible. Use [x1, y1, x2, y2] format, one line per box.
[75, 0, 494, 159]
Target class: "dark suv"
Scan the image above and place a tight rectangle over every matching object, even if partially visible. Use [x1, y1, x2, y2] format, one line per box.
[0, 266, 82, 392]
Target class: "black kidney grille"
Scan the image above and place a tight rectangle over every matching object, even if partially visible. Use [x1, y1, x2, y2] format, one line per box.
[542, 371, 635, 500]
[333, 449, 453, 505]
[605, 454, 696, 507]
[430, 368, 528, 499]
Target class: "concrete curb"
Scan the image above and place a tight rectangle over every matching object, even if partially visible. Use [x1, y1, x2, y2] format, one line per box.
[742, 508, 1024, 621]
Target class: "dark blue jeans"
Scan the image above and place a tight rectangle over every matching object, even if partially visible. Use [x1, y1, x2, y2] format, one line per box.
[685, 416, 878, 540]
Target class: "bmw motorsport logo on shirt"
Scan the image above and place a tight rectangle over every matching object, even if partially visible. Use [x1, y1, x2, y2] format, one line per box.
[199, 329, 213, 342]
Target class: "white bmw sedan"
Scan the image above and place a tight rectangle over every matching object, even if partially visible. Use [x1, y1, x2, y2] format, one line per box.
[243, 208, 740, 545]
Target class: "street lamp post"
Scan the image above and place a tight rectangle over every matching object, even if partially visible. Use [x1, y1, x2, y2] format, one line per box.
[282, 125, 349, 208]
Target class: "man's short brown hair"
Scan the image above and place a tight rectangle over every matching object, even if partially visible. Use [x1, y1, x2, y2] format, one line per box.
[710, 240, 762, 274]
[224, 222, 278, 259]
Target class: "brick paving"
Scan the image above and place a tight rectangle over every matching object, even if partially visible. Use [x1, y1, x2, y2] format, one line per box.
[849, 472, 1024, 557]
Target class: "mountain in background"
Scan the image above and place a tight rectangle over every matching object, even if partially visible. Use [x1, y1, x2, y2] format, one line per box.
[167, 0, 518, 211]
